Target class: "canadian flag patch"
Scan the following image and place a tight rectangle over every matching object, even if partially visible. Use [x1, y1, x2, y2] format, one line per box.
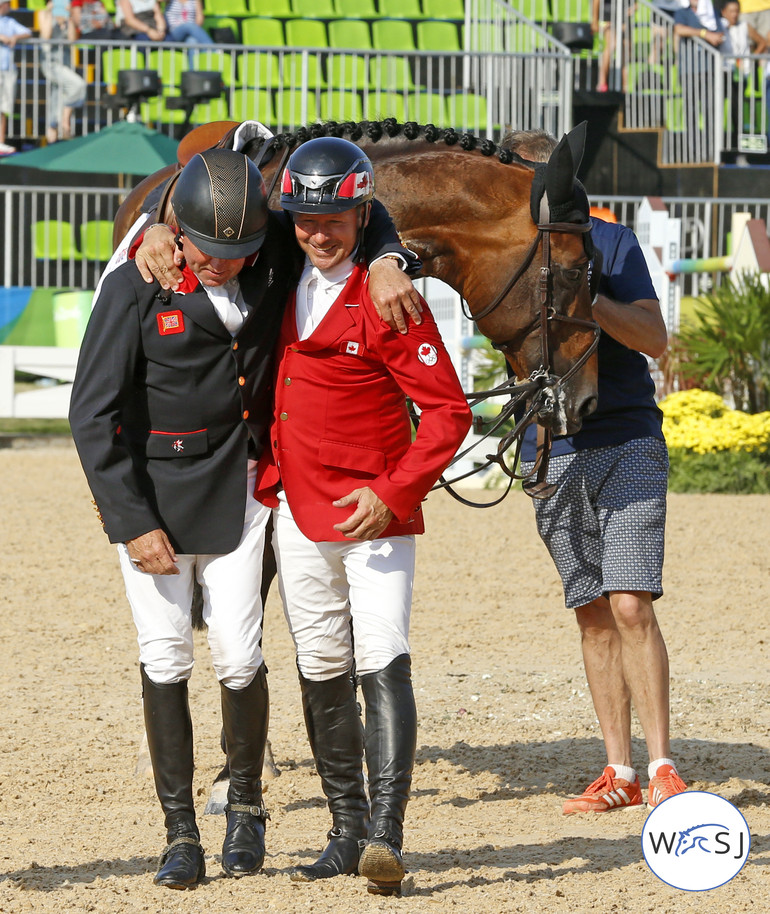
[417, 342, 438, 366]
[343, 341, 360, 355]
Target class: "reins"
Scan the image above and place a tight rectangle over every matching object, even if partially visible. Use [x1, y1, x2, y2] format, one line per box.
[434, 217, 600, 507]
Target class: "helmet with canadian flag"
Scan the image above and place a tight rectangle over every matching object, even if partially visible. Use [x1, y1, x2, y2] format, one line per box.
[280, 137, 374, 214]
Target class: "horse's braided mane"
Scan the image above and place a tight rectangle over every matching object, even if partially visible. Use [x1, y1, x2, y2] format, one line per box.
[265, 118, 530, 168]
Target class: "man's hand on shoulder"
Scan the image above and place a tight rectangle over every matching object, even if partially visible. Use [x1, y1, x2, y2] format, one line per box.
[368, 257, 423, 334]
[126, 528, 179, 575]
[135, 224, 184, 290]
[332, 487, 394, 540]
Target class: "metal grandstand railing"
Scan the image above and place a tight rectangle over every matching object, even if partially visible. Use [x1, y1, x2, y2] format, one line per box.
[1, 185, 124, 290]
[5, 34, 573, 146]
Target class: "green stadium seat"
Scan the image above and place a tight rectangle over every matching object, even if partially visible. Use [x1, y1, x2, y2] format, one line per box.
[203, 16, 242, 43]
[282, 52, 327, 89]
[513, 0, 549, 21]
[328, 19, 372, 49]
[189, 49, 238, 86]
[140, 96, 187, 126]
[231, 87, 277, 125]
[101, 48, 145, 87]
[422, 0, 465, 18]
[147, 49, 187, 90]
[80, 221, 115, 262]
[273, 88, 320, 127]
[335, 0, 377, 16]
[190, 98, 230, 124]
[32, 221, 82, 261]
[326, 54, 368, 90]
[285, 18, 328, 47]
[292, 0, 335, 16]
[550, 0, 592, 22]
[364, 91, 407, 122]
[379, 0, 424, 18]
[241, 17, 286, 47]
[248, 0, 294, 15]
[320, 90, 364, 122]
[369, 55, 415, 90]
[416, 20, 461, 51]
[204, 0, 248, 14]
[238, 50, 282, 88]
[410, 91, 448, 126]
[446, 91, 488, 129]
[371, 19, 416, 50]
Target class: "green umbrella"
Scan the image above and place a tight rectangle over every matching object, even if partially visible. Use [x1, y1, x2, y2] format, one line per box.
[0, 120, 179, 176]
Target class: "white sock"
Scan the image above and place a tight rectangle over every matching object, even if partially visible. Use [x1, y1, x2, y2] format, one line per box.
[608, 763, 637, 782]
[648, 757, 677, 780]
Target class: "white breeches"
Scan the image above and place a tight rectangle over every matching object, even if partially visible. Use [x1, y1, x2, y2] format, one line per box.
[272, 493, 415, 681]
[118, 463, 269, 689]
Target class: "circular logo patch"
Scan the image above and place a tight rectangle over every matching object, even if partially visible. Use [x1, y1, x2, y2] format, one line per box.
[417, 343, 438, 366]
[642, 791, 750, 891]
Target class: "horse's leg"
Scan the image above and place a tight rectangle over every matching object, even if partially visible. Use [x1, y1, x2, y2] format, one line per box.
[205, 526, 279, 815]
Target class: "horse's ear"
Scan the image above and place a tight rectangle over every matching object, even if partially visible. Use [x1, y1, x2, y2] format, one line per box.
[543, 134, 575, 215]
[565, 121, 587, 174]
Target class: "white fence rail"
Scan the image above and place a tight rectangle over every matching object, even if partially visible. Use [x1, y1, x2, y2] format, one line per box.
[0, 346, 77, 418]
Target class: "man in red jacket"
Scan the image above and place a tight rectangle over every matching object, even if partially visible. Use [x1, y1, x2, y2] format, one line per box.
[255, 137, 472, 897]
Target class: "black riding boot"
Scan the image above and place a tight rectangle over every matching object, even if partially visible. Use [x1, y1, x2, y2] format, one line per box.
[220, 663, 270, 877]
[358, 654, 417, 897]
[141, 665, 205, 890]
[291, 670, 369, 882]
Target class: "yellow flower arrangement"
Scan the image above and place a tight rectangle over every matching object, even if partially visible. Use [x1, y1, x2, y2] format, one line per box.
[660, 389, 770, 455]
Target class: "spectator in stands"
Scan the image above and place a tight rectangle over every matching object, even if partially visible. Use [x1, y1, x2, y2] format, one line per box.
[39, 1, 87, 145]
[70, 0, 120, 40]
[735, 0, 770, 42]
[592, 0, 614, 92]
[0, 0, 31, 156]
[163, 1, 211, 47]
[116, 0, 166, 42]
[674, 0, 725, 157]
[719, 0, 766, 161]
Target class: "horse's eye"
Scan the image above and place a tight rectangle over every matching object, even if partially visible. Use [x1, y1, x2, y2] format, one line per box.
[565, 268, 582, 281]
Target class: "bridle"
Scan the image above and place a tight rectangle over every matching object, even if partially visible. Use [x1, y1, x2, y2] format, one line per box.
[436, 215, 600, 507]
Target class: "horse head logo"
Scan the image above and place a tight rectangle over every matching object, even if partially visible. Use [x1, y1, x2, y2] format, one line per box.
[675, 823, 730, 856]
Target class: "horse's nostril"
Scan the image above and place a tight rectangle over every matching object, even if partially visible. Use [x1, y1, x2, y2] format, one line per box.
[580, 396, 597, 418]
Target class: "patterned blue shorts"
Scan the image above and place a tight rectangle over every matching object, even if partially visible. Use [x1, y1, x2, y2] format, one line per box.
[522, 437, 668, 610]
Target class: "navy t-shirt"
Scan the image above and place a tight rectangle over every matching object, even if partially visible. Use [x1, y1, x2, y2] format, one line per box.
[520, 217, 664, 461]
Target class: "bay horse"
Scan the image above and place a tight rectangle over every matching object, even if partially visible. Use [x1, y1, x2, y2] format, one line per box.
[115, 119, 599, 437]
[117, 118, 600, 807]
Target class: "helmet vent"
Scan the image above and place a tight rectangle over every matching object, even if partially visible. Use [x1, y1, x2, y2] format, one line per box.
[208, 152, 248, 240]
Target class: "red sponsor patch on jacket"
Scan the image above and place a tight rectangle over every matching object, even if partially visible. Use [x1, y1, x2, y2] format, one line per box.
[157, 310, 185, 335]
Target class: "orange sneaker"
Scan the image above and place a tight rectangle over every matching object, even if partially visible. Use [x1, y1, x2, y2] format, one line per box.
[648, 764, 687, 808]
[562, 766, 642, 815]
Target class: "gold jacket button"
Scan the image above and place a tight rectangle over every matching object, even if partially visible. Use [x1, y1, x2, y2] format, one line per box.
[238, 376, 246, 386]
[233, 341, 239, 351]
[243, 409, 249, 419]
[280, 412, 288, 421]
[284, 377, 291, 386]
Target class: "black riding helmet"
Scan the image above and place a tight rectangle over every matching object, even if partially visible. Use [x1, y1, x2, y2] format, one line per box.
[172, 148, 268, 259]
[280, 137, 374, 214]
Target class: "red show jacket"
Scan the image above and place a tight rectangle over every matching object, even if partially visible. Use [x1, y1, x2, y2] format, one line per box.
[255, 263, 472, 542]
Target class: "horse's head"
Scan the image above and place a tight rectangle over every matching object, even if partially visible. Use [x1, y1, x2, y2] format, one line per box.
[476, 124, 598, 437]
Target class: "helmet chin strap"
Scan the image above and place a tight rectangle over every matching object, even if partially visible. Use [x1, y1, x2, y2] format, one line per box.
[355, 202, 371, 263]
